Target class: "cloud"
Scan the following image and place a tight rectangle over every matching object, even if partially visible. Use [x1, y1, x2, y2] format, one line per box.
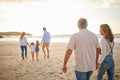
[0, 0, 48, 2]
[77, 0, 120, 8]
[93, 0, 120, 8]
[1, 0, 120, 8]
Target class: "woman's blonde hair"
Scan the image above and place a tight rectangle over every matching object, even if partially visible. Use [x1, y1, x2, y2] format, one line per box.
[36, 40, 40, 46]
[20, 32, 25, 40]
[100, 24, 114, 42]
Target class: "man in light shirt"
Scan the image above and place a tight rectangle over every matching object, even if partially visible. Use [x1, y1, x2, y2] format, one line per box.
[62, 18, 99, 80]
[41, 27, 51, 58]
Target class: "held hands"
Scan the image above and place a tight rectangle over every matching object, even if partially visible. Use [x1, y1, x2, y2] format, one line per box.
[40, 42, 43, 45]
[96, 63, 99, 70]
[27, 43, 30, 47]
[62, 65, 67, 73]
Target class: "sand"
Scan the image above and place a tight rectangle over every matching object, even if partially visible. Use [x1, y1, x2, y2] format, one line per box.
[0, 41, 120, 80]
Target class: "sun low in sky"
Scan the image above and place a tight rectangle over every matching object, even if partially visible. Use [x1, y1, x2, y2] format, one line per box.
[0, 0, 120, 35]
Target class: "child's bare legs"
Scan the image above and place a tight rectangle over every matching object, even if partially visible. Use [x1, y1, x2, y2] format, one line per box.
[31, 51, 34, 61]
[36, 52, 39, 61]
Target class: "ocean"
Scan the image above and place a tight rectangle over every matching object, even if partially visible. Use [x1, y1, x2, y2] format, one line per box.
[0, 37, 120, 45]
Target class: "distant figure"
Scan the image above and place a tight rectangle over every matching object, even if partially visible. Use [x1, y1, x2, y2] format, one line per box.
[19, 32, 29, 60]
[35, 40, 40, 61]
[30, 42, 35, 61]
[62, 18, 99, 80]
[97, 24, 115, 80]
[41, 27, 51, 58]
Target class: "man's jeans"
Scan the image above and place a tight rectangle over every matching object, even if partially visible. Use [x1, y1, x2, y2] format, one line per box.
[75, 70, 93, 80]
[20, 46, 27, 60]
[97, 55, 114, 80]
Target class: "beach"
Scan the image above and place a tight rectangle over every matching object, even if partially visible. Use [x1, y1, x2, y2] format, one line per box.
[0, 41, 120, 80]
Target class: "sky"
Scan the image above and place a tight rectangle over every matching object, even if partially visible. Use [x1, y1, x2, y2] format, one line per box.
[0, 0, 120, 35]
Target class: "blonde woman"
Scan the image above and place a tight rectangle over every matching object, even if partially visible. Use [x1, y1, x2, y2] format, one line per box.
[97, 24, 114, 80]
[19, 32, 29, 60]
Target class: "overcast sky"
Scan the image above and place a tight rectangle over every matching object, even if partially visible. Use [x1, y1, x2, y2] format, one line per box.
[0, 0, 120, 35]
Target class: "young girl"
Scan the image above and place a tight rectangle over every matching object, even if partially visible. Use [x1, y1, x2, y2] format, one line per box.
[30, 42, 35, 61]
[35, 40, 40, 61]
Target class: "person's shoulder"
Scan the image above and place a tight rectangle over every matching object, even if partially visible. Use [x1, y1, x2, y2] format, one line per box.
[46, 30, 49, 32]
[88, 30, 96, 35]
[23, 36, 27, 38]
[46, 31, 50, 34]
[87, 30, 97, 37]
[72, 32, 79, 36]
[100, 37, 106, 43]
[20, 36, 26, 40]
[101, 38, 106, 41]
[70, 32, 79, 39]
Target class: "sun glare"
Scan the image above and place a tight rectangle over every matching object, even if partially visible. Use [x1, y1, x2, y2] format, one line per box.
[0, 0, 120, 35]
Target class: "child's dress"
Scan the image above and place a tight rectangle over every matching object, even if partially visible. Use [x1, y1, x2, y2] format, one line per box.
[30, 46, 36, 52]
[35, 46, 39, 52]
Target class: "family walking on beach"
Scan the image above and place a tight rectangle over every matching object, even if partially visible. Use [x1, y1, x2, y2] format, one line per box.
[62, 18, 115, 80]
[19, 17, 115, 80]
[19, 27, 51, 61]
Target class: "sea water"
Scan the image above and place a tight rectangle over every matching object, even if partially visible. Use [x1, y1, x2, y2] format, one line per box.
[0, 37, 120, 45]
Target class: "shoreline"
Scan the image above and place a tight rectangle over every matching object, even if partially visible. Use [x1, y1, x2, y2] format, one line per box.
[0, 37, 120, 44]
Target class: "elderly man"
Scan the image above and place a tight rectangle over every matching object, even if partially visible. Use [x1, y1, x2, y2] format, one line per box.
[62, 18, 99, 80]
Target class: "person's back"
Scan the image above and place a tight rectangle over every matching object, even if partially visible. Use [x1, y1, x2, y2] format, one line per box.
[71, 29, 98, 72]
[43, 30, 50, 43]
[20, 36, 27, 46]
[41, 27, 51, 58]
[19, 32, 28, 60]
[62, 18, 99, 80]
[42, 27, 50, 43]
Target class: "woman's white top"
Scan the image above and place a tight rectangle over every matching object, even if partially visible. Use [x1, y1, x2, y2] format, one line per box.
[19, 37, 28, 46]
[98, 38, 114, 64]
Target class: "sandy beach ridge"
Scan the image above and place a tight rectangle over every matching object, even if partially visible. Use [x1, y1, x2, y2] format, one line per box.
[0, 41, 120, 80]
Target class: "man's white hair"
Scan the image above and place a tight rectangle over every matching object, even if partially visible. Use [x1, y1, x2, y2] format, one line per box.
[78, 18, 88, 28]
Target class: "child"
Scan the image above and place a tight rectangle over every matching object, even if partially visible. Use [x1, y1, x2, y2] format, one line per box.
[35, 40, 40, 61]
[30, 42, 35, 61]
